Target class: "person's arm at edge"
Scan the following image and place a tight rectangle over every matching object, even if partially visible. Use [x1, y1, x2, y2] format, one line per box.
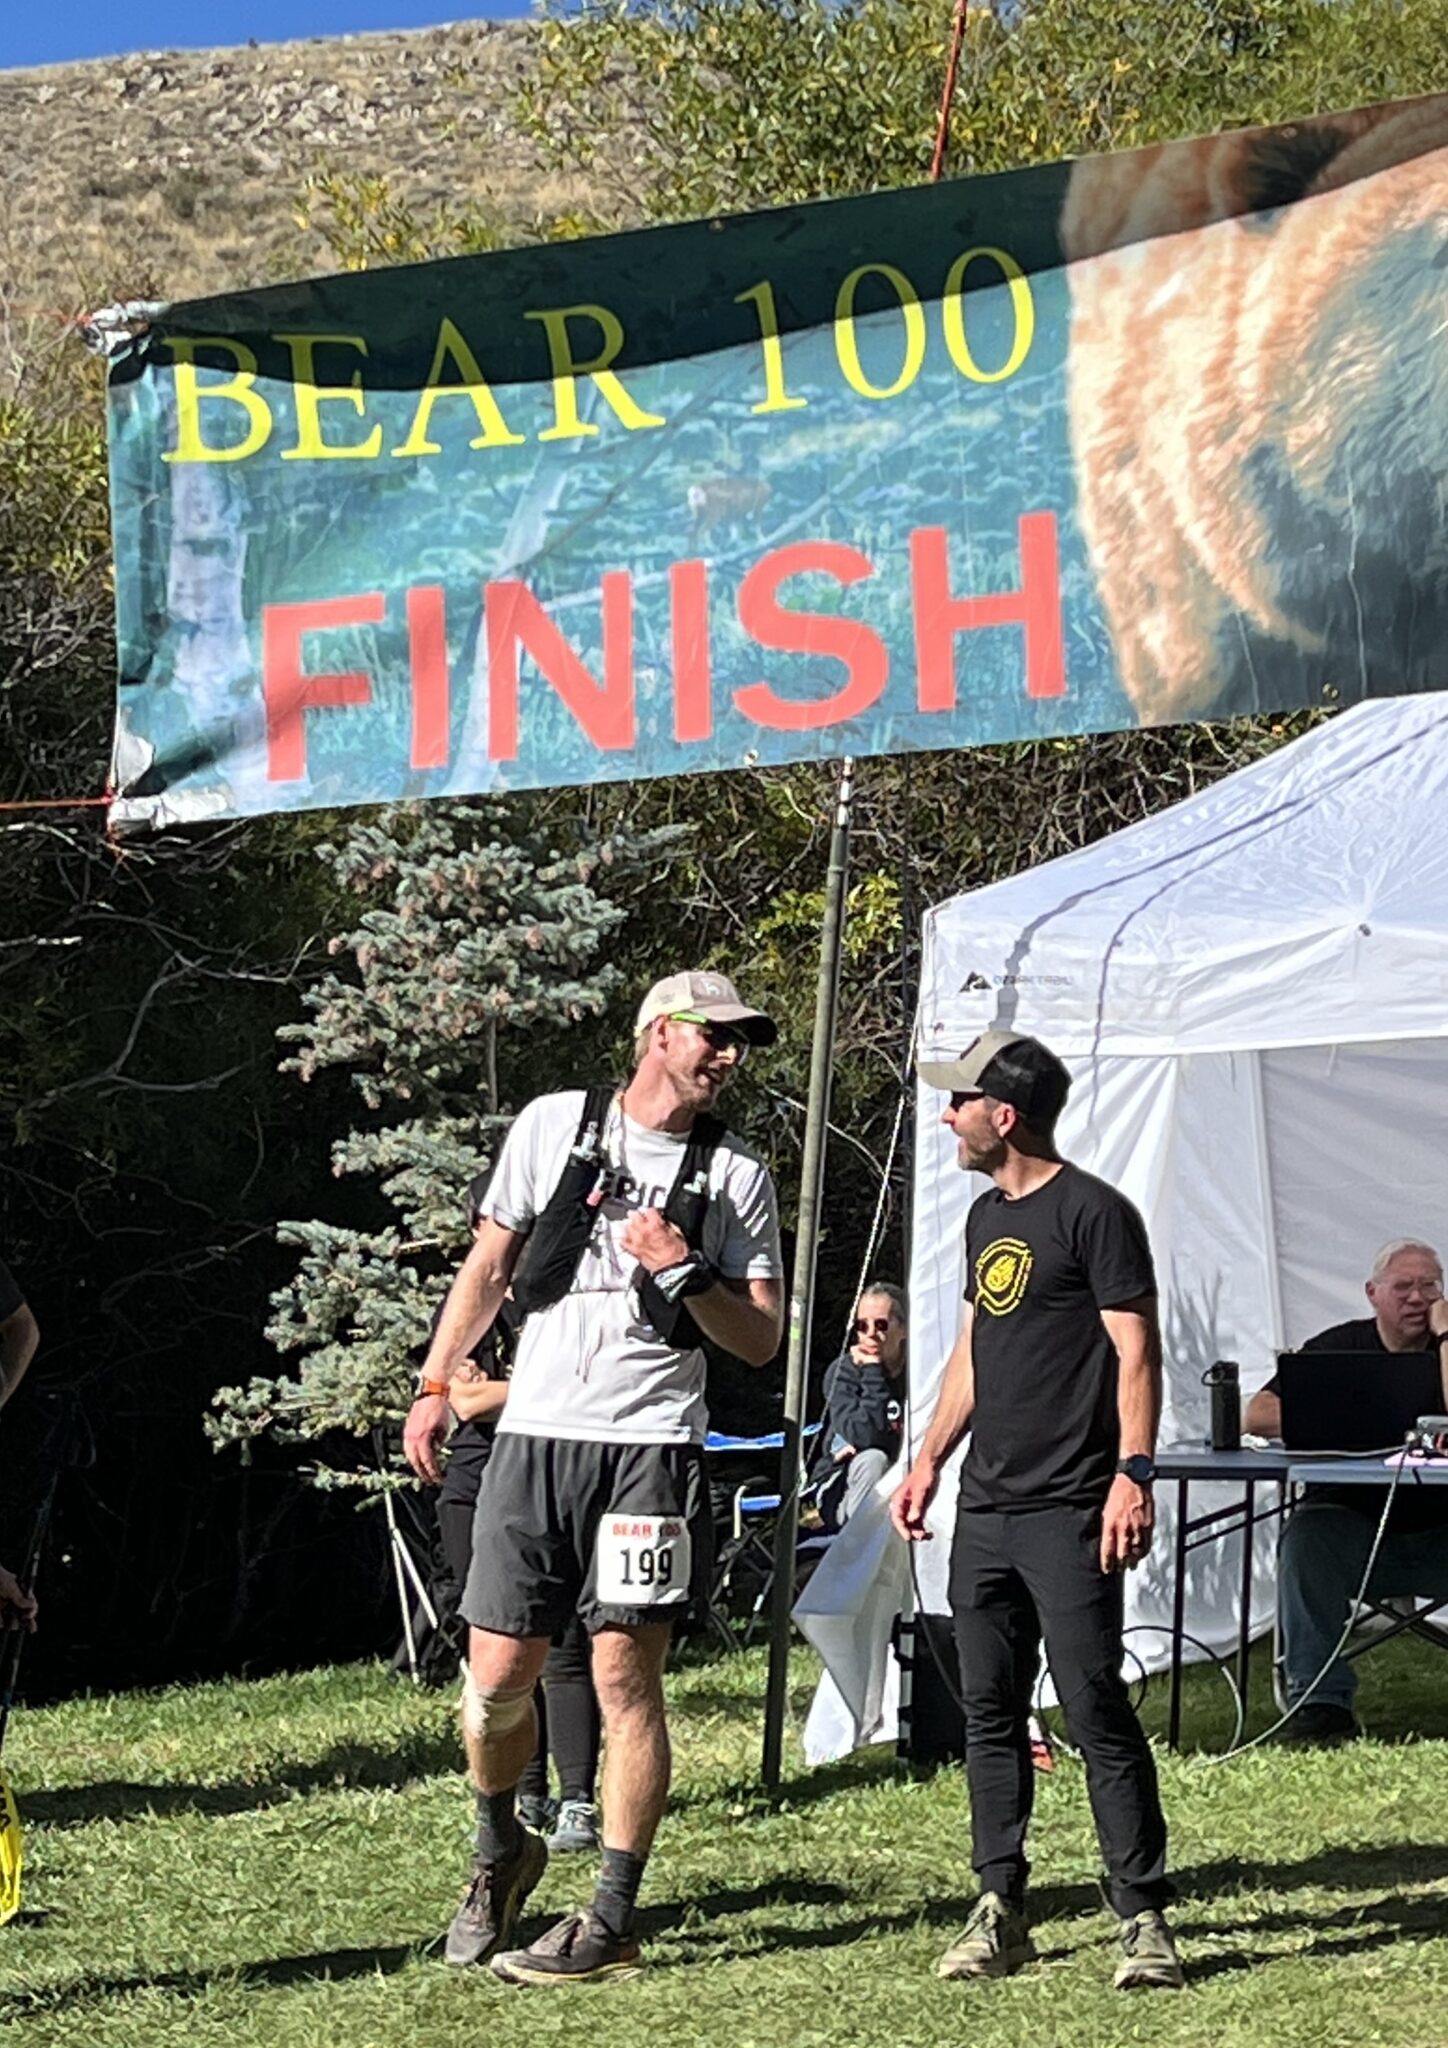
[890, 1305, 975, 1542]
[0, 1563, 36, 1631]
[0, 1303, 39, 1411]
[403, 1219, 524, 1483]
[445, 1373, 511, 1425]
[1429, 1296, 1448, 1408]
[1100, 1297, 1162, 1572]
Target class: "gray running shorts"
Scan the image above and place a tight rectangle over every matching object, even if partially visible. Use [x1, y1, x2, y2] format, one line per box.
[461, 1433, 711, 1638]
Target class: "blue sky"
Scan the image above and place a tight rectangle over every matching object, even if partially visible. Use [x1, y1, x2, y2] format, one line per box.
[3, 0, 534, 71]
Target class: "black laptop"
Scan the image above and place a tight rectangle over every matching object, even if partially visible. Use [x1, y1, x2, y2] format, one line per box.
[1276, 1350, 1443, 1455]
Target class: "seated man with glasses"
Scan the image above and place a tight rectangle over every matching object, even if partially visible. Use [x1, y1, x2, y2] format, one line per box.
[817, 1282, 908, 1529]
[1245, 1236, 1448, 1745]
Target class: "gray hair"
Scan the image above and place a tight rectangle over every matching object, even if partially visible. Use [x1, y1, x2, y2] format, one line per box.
[858, 1280, 908, 1326]
[1370, 1238, 1443, 1284]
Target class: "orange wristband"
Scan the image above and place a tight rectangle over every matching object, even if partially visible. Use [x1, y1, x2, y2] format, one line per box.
[415, 1375, 450, 1399]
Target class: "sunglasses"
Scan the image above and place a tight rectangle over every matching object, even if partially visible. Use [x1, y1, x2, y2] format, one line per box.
[853, 1316, 893, 1337]
[948, 1089, 984, 1111]
[669, 1013, 751, 1062]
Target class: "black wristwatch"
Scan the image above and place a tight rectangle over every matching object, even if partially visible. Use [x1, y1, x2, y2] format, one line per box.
[1436, 1329, 1448, 1346]
[652, 1253, 716, 1303]
[1116, 1454, 1157, 1486]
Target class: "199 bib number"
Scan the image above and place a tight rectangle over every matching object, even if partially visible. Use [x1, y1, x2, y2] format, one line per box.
[595, 1514, 691, 1608]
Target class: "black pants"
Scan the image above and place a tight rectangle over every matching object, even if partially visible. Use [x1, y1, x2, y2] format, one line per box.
[436, 1487, 600, 1804]
[948, 1503, 1170, 1917]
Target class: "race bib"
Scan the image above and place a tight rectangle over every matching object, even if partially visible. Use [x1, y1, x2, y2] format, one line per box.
[594, 1513, 692, 1607]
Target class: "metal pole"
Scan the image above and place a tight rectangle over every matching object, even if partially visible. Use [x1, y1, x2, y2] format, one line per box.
[762, 756, 854, 1787]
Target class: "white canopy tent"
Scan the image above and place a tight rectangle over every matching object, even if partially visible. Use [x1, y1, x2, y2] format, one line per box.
[798, 693, 1448, 1761]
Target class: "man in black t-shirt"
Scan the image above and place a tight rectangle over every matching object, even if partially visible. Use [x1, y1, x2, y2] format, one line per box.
[1246, 1237, 1448, 1744]
[893, 1031, 1181, 1993]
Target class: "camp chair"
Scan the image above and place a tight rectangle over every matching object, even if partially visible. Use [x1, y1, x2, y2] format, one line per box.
[704, 1423, 830, 1647]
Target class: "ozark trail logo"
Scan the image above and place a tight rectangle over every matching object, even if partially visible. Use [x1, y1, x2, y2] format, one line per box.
[976, 1237, 1033, 1316]
[958, 970, 1072, 992]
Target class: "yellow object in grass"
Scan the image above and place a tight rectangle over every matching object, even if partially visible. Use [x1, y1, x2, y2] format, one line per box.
[0, 1768, 22, 1924]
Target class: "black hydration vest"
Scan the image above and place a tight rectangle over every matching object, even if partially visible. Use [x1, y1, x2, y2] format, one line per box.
[508, 1085, 726, 1349]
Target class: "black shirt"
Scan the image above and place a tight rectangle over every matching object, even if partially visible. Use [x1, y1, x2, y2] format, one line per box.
[1266, 1316, 1447, 1532]
[961, 1162, 1157, 1512]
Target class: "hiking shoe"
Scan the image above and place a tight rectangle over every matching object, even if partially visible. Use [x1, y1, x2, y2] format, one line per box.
[1274, 1701, 1361, 1746]
[936, 1892, 1036, 1980]
[549, 1799, 601, 1853]
[1114, 1910, 1185, 1990]
[518, 1794, 558, 1833]
[490, 1908, 642, 1985]
[444, 1828, 548, 1967]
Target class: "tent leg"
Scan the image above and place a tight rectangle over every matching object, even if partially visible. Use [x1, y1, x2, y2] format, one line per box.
[384, 1491, 421, 1685]
[762, 758, 854, 1788]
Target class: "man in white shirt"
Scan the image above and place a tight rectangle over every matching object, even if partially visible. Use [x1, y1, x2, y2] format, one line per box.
[404, 971, 784, 1985]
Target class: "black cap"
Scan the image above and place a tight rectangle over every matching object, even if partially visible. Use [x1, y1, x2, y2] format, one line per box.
[919, 1030, 1071, 1123]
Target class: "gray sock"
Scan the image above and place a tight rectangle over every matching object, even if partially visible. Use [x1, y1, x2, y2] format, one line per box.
[591, 1845, 646, 1938]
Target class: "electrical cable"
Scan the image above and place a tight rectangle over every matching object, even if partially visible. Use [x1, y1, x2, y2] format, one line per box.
[1201, 1442, 1412, 1763]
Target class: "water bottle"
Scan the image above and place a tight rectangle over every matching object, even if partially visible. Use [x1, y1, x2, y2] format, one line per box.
[1204, 1360, 1241, 1452]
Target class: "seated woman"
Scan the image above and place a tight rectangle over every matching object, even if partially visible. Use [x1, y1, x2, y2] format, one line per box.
[816, 1281, 907, 1530]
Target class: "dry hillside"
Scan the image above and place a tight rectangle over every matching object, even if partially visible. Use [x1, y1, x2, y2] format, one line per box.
[1, 18, 601, 318]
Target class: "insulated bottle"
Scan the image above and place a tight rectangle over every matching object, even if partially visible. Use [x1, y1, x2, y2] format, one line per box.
[1204, 1359, 1241, 1452]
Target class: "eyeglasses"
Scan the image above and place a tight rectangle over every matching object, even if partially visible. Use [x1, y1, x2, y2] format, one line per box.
[669, 1012, 751, 1062]
[853, 1316, 893, 1337]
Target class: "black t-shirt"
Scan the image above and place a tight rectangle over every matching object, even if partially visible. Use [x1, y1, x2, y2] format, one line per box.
[1266, 1317, 1447, 1531]
[0, 1259, 24, 1324]
[961, 1162, 1156, 1512]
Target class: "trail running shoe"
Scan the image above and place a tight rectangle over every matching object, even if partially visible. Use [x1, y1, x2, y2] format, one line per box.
[490, 1908, 642, 1985]
[1114, 1910, 1185, 1990]
[443, 1827, 548, 1967]
[549, 1799, 601, 1853]
[935, 1892, 1036, 1980]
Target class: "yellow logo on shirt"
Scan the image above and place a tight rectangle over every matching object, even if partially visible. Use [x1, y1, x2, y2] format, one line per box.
[976, 1237, 1033, 1316]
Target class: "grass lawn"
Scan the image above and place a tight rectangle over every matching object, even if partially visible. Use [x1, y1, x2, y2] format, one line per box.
[1, 1634, 1447, 2047]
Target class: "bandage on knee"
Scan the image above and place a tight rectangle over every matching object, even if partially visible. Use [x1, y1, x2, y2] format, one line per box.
[459, 1661, 534, 1744]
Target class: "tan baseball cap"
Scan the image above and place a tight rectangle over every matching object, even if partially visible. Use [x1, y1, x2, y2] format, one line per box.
[635, 970, 778, 1047]
[919, 1029, 1071, 1121]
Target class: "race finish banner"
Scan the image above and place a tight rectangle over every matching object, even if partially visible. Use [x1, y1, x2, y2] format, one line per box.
[105, 92, 1448, 828]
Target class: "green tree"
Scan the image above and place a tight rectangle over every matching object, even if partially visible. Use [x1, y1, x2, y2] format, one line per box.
[207, 800, 683, 1485]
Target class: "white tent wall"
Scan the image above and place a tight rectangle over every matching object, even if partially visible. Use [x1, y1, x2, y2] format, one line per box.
[1262, 1042, 1448, 1350]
